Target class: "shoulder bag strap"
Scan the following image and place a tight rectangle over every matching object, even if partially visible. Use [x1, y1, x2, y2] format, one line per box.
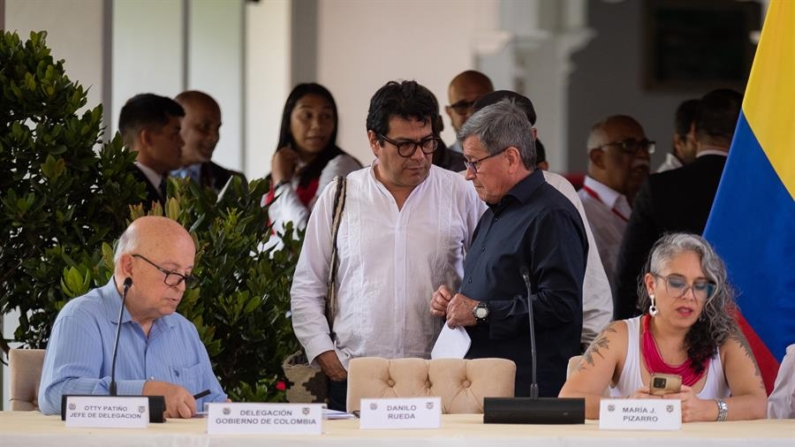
[325, 175, 347, 339]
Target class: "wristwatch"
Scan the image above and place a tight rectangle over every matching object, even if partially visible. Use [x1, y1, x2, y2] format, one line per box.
[472, 302, 490, 323]
[715, 398, 728, 421]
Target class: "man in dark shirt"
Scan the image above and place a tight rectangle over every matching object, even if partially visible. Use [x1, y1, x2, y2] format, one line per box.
[430, 99, 588, 397]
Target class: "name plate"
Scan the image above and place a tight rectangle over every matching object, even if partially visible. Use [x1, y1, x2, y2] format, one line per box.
[65, 396, 149, 429]
[359, 397, 442, 430]
[599, 398, 681, 430]
[206, 403, 323, 435]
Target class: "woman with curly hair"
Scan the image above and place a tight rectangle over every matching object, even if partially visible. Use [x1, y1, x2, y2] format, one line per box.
[560, 233, 767, 421]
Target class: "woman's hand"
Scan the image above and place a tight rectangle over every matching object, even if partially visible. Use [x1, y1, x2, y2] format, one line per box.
[664, 385, 713, 422]
[628, 386, 661, 399]
[271, 146, 299, 184]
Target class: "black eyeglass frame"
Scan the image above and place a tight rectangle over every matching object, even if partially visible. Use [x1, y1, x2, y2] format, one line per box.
[589, 138, 657, 155]
[464, 147, 510, 175]
[378, 133, 441, 158]
[132, 254, 198, 288]
[651, 272, 716, 302]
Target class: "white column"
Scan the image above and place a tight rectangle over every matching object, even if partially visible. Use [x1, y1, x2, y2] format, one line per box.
[188, 0, 245, 172]
[244, 0, 291, 180]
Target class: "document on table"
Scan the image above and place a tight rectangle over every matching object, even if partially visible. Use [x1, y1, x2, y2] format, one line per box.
[431, 325, 471, 359]
[323, 409, 357, 420]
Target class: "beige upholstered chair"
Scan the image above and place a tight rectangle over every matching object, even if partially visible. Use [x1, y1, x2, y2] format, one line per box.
[346, 357, 515, 414]
[8, 348, 46, 411]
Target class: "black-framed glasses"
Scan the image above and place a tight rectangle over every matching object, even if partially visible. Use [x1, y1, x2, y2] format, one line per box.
[464, 147, 509, 175]
[132, 254, 198, 288]
[378, 134, 440, 158]
[590, 138, 656, 155]
[448, 99, 477, 116]
[652, 273, 716, 301]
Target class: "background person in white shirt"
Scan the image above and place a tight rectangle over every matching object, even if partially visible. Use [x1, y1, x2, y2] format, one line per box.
[579, 115, 653, 285]
[769, 343, 795, 418]
[290, 80, 485, 411]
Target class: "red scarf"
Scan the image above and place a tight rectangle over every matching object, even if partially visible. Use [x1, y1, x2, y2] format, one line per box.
[641, 314, 709, 386]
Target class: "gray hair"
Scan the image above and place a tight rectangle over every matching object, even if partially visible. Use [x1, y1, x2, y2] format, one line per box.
[637, 233, 737, 346]
[113, 225, 139, 265]
[457, 98, 536, 169]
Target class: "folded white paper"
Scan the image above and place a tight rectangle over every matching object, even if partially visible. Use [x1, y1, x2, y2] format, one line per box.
[431, 324, 471, 359]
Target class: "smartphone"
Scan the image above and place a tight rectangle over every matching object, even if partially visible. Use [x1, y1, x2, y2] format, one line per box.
[649, 373, 682, 395]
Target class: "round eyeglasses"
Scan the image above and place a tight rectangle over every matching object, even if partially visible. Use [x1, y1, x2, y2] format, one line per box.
[378, 134, 440, 158]
[652, 273, 716, 301]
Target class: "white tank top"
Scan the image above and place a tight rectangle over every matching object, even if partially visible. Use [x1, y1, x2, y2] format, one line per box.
[609, 317, 730, 399]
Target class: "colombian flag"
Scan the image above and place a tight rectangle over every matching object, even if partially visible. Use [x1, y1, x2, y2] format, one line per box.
[703, 0, 795, 394]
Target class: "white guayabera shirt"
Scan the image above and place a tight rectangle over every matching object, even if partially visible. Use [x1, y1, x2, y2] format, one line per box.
[291, 163, 485, 369]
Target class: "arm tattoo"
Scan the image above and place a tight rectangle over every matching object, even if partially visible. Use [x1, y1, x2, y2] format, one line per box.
[578, 324, 618, 372]
[730, 326, 762, 378]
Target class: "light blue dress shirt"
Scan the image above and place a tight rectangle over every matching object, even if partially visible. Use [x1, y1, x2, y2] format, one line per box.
[38, 279, 227, 415]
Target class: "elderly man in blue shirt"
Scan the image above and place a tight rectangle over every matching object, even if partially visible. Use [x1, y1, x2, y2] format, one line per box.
[38, 216, 226, 418]
[431, 99, 588, 398]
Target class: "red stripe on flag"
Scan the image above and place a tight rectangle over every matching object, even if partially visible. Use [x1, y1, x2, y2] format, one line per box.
[735, 311, 780, 395]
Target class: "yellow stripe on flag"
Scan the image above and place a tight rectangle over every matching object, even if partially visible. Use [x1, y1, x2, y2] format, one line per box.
[742, 0, 795, 200]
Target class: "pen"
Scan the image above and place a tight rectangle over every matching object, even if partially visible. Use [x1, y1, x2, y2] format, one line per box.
[193, 389, 211, 400]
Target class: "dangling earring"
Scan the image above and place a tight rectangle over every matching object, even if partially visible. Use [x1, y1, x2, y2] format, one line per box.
[649, 294, 658, 317]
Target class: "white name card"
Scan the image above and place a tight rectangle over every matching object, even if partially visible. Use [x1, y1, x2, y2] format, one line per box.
[599, 398, 681, 430]
[65, 396, 149, 429]
[359, 397, 442, 430]
[206, 403, 323, 435]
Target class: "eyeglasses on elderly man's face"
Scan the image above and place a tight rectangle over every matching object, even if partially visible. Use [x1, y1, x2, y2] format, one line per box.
[464, 147, 510, 175]
[652, 273, 716, 302]
[590, 138, 656, 155]
[132, 254, 198, 288]
[378, 134, 441, 158]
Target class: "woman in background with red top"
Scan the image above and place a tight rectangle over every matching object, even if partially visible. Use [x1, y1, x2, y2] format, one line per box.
[560, 233, 767, 422]
[264, 83, 361, 238]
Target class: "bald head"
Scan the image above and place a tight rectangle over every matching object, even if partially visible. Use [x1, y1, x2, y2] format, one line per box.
[446, 70, 494, 133]
[114, 216, 195, 267]
[113, 216, 196, 324]
[175, 91, 222, 165]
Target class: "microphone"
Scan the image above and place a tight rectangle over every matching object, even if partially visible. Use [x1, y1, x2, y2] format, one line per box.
[483, 266, 585, 424]
[110, 277, 133, 396]
[521, 266, 538, 400]
[62, 277, 166, 423]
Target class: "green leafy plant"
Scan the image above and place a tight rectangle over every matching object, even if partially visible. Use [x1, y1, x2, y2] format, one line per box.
[156, 177, 304, 401]
[0, 30, 145, 352]
[0, 30, 304, 402]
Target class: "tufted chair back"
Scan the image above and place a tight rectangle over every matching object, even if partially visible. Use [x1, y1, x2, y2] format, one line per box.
[346, 357, 516, 414]
[8, 348, 46, 411]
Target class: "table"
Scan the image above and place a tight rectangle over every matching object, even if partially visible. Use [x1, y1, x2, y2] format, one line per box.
[0, 411, 793, 447]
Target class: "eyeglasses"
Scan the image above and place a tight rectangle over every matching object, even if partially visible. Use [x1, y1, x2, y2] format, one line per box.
[464, 147, 509, 175]
[132, 254, 198, 288]
[447, 99, 478, 116]
[378, 134, 440, 158]
[652, 273, 716, 301]
[590, 138, 656, 155]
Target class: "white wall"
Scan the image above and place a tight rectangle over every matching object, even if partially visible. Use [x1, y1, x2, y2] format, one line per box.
[4, 0, 105, 113]
[244, 0, 291, 180]
[111, 0, 183, 137]
[317, 0, 500, 164]
[188, 0, 245, 172]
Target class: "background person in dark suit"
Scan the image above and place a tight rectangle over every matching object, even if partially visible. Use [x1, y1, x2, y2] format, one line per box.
[172, 91, 246, 194]
[613, 89, 743, 320]
[118, 94, 185, 209]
